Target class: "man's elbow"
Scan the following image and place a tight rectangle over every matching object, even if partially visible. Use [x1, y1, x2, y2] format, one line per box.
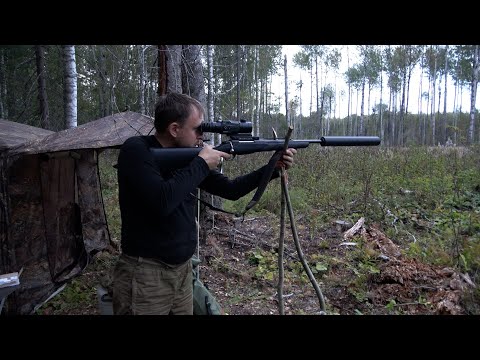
[222, 191, 245, 201]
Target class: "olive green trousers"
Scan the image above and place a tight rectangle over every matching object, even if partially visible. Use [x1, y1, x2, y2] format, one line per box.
[112, 253, 193, 315]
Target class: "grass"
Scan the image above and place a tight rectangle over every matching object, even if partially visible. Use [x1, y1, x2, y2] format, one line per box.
[223, 145, 480, 282]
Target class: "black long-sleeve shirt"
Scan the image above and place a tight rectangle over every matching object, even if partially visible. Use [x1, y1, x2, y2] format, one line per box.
[117, 135, 277, 264]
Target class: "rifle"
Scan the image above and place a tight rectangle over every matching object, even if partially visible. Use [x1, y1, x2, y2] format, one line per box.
[150, 120, 381, 215]
[151, 120, 380, 171]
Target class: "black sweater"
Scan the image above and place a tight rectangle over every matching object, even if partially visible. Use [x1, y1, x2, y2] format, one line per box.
[117, 135, 277, 264]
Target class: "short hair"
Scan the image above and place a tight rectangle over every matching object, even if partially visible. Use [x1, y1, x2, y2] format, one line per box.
[154, 92, 205, 133]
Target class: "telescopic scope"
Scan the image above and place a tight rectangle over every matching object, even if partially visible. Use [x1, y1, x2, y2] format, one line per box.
[201, 119, 252, 135]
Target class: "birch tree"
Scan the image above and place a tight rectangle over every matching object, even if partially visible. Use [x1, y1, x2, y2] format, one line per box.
[284, 54, 290, 127]
[468, 45, 479, 144]
[62, 45, 77, 129]
[442, 45, 449, 143]
[206, 45, 221, 145]
[254, 46, 260, 138]
[206, 45, 214, 123]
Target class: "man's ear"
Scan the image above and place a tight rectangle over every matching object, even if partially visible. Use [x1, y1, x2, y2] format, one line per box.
[167, 122, 180, 138]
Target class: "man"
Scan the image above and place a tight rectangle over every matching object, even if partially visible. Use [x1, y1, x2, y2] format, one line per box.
[112, 92, 296, 315]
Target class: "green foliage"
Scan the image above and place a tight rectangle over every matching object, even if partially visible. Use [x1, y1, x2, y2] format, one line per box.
[246, 248, 326, 285]
[226, 145, 480, 289]
[461, 235, 480, 272]
[247, 249, 278, 282]
[385, 299, 397, 311]
[35, 278, 95, 315]
[98, 149, 121, 241]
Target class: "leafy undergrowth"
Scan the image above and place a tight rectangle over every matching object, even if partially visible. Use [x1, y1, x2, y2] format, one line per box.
[196, 212, 478, 315]
[35, 212, 479, 315]
[35, 249, 117, 315]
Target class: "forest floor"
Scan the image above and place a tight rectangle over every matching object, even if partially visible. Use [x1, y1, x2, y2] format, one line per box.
[35, 211, 479, 316]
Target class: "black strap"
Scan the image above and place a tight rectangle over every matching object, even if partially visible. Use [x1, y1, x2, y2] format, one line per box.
[243, 130, 292, 215]
[191, 150, 282, 218]
[243, 151, 281, 214]
[190, 192, 239, 217]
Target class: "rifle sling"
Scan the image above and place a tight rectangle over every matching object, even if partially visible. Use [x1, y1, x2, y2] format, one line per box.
[190, 193, 239, 216]
[243, 151, 282, 214]
[191, 151, 282, 217]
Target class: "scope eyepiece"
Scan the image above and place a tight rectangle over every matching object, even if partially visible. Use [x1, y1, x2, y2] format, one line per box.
[201, 119, 252, 135]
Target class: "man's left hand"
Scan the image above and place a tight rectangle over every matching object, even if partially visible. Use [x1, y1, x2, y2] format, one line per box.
[276, 148, 297, 170]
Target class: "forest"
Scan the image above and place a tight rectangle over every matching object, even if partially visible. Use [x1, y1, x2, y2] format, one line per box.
[1, 45, 479, 315]
[0, 45, 478, 146]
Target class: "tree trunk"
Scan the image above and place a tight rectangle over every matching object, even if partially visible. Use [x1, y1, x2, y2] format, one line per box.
[62, 45, 77, 129]
[468, 45, 479, 144]
[443, 45, 448, 143]
[284, 55, 290, 127]
[399, 62, 407, 146]
[182, 45, 221, 244]
[139, 45, 146, 114]
[360, 74, 365, 136]
[236, 45, 241, 120]
[157, 45, 167, 98]
[315, 57, 321, 137]
[430, 53, 437, 146]
[34, 45, 50, 129]
[182, 45, 206, 104]
[346, 48, 351, 135]
[167, 45, 182, 94]
[0, 48, 7, 119]
[379, 53, 384, 143]
[206, 46, 214, 123]
[93, 45, 108, 118]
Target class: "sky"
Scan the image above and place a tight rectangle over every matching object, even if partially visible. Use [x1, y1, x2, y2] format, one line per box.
[272, 45, 479, 119]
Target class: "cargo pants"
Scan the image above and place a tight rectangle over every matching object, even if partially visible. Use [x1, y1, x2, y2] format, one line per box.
[112, 253, 193, 315]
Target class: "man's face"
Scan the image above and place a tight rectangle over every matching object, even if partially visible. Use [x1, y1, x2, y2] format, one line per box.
[175, 106, 204, 147]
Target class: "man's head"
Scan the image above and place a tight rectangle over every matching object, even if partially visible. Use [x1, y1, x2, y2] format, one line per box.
[154, 93, 205, 147]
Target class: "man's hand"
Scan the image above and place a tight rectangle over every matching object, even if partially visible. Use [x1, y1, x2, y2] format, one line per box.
[198, 144, 232, 170]
[276, 148, 297, 170]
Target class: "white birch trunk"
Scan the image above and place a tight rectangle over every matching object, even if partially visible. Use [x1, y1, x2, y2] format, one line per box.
[468, 45, 479, 144]
[62, 45, 77, 129]
[207, 45, 214, 123]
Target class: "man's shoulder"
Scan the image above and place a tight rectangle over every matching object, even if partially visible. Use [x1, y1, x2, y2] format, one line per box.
[124, 135, 148, 145]
[122, 135, 153, 149]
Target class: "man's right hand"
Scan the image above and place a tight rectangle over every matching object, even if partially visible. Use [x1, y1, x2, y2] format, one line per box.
[198, 145, 232, 170]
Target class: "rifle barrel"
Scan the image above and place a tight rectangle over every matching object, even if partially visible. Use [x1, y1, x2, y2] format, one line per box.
[318, 136, 381, 146]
